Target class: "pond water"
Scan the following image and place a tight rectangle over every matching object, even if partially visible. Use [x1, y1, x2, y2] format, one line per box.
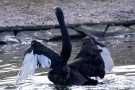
[0, 37, 135, 90]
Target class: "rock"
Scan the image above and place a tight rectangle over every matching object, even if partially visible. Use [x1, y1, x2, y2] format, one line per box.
[16, 31, 45, 43]
[41, 28, 84, 41]
[124, 33, 135, 38]
[0, 25, 55, 31]
[74, 24, 107, 37]
[16, 29, 83, 43]
[124, 33, 135, 42]
[104, 25, 134, 37]
[0, 31, 19, 44]
[129, 24, 135, 30]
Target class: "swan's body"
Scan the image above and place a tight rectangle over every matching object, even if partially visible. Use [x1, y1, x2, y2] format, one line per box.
[15, 7, 114, 85]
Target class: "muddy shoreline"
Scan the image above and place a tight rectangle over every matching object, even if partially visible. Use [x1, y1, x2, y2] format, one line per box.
[0, 0, 135, 27]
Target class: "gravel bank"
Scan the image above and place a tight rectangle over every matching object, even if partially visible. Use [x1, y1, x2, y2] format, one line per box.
[0, 0, 135, 27]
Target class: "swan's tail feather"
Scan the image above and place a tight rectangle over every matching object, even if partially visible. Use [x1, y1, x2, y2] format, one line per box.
[97, 45, 114, 72]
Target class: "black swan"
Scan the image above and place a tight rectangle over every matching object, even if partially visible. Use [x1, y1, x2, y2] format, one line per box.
[15, 7, 114, 85]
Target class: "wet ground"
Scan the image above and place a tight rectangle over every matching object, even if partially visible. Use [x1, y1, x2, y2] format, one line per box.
[0, 37, 135, 89]
[0, 0, 135, 28]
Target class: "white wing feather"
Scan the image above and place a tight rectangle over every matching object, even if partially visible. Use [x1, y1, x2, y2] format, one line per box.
[15, 50, 51, 85]
[37, 55, 51, 68]
[97, 45, 114, 72]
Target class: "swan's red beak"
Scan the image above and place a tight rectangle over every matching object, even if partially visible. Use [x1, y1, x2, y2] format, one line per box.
[53, 7, 56, 11]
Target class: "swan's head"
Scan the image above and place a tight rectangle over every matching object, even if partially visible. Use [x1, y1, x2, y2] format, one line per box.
[54, 7, 64, 20]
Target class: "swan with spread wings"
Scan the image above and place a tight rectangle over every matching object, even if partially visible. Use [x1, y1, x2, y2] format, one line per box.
[15, 7, 114, 85]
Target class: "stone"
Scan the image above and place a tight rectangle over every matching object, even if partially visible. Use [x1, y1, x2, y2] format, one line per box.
[129, 24, 135, 30]
[104, 25, 135, 37]
[16, 31, 45, 43]
[41, 28, 84, 41]
[74, 24, 107, 37]
[0, 31, 19, 44]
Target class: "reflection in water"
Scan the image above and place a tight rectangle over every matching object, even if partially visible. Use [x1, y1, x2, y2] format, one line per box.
[0, 38, 135, 89]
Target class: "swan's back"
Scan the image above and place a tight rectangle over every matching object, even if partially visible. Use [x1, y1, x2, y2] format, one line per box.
[69, 37, 105, 79]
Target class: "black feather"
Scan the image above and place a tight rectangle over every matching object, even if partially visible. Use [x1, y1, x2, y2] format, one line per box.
[69, 37, 105, 79]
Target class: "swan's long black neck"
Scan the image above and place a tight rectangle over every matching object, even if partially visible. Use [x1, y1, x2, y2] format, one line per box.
[60, 19, 72, 63]
[56, 8, 72, 64]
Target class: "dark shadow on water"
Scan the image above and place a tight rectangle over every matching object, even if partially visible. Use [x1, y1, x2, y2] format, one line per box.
[54, 85, 71, 90]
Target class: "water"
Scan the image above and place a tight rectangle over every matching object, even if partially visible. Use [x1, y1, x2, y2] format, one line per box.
[0, 38, 135, 90]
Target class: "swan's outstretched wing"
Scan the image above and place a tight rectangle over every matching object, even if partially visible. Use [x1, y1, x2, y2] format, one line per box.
[91, 37, 114, 72]
[15, 40, 63, 85]
[97, 45, 114, 72]
[68, 37, 114, 79]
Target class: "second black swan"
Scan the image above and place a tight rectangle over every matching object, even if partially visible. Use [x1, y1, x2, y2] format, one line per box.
[15, 7, 114, 85]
